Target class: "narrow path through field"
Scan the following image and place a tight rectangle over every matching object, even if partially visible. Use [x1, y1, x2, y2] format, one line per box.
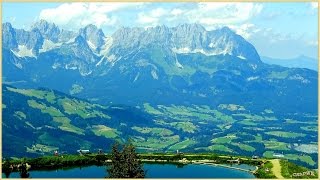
[270, 159, 284, 179]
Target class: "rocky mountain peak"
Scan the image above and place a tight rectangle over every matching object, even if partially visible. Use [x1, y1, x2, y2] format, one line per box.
[2, 22, 18, 50]
[3, 21, 262, 65]
[175, 23, 206, 34]
[32, 19, 60, 42]
[79, 24, 105, 51]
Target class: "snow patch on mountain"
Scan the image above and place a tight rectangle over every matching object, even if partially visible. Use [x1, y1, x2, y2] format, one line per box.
[107, 54, 117, 63]
[14, 62, 23, 69]
[237, 55, 246, 60]
[65, 37, 76, 44]
[172, 47, 229, 56]
[250, 64, 257, 70]
[80, 70, 92, 76]
[289, 74, 310, 84]
[96, 57, 105, 66]
[106, 54, 122, 66]
[134, 72, 140, 82]
[172, 47, 191, 54]
[65, 64, 77, 70]
[11, 45, 35, 58]
[247, 76, 259, 81]
[39, 39, 62, 53]
[151, 70, 158, 80]
[87, 40, 97, 50]
[52, 62, 61, 69]
[100, 37, 113, 55]
[175, 60, 183, 69]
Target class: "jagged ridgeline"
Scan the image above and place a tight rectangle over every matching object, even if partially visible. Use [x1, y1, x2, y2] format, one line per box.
[2, 20, 317, 114]
[2, 20, 318, 169]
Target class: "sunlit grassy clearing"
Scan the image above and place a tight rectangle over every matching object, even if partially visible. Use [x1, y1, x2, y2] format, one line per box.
[8, 87, 56, 103]
[28, 100, 84, 135]
[154, 120, 197, 133]
[132, 126, 174, 136]
[265, 131, 306, 138]
[134, 135, 180, 150]
[14, 111, 27, 120]
[167, 139, 197, 151]
[59, 98, 110, 119]
[91, 125, 120, 138]
[207, 144, 233, 153]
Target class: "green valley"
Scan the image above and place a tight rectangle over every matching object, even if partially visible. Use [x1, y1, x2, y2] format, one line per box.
[2, 85, 318, 170]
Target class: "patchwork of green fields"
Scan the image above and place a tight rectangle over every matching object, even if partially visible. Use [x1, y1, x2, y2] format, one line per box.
[27, 99, 84, 135]
[154, 120, 197, 133]
[263, 140, 290, 151]
[139, 103, 318, 168]
[59, 98, 110, 119]
[3, 85, 318, 169]
[263, 151, 316, 166]
[8, 87, 56, 103]
[211, 135, 237, 144]
[18, 97, 319, 168]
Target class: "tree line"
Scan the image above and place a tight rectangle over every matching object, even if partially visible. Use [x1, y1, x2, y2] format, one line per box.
[2, 141, 145, 178]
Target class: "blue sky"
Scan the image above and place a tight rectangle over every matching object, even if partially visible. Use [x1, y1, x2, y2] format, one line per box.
[2, 2, 318, 59]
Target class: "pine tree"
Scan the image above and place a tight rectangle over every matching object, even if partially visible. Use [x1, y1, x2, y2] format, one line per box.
[19, 163, 30, 178]
[107, 141, 145, 178]
[123, 141, 145, 178]
[3, 160, 13, 178]
[107, 142, 123, 178]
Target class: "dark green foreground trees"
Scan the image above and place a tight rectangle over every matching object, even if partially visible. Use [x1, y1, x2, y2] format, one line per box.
[107, 141, 145, 178]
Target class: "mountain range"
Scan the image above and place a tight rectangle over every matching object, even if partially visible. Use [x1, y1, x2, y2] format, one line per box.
[3, 20, 317, 114]
[2, 20, 318, 168]
[261, 55, 318, 71]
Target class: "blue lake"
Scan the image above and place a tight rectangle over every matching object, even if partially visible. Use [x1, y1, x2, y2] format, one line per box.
[2, 163, 255, 178]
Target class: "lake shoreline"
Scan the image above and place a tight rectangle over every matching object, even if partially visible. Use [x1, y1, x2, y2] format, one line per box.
[3, 163, 257, 179]
[2, 153, 317, 178]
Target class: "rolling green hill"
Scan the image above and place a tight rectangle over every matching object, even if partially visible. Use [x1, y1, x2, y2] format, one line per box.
[2, 85, 318, 169]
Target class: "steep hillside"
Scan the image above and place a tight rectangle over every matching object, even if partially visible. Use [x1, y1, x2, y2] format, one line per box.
[2, 85, 317, 168]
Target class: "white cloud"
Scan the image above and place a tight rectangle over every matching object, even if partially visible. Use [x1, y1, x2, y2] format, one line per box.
[150, 8, 167, 17]
[247, 27, 318, 59]
[39, 3, 141, 29]
[228, 24, 261, 39]
[137, 12, 159, 25]
[137, 8, 168, 26]
[311, 2, 318, 9]
[136, 2, 263, 28]
[171, 8, 184, 16]
[189, 3, 263, 25]
[307, 40, 318, 46]
[39, 2, 263, 31]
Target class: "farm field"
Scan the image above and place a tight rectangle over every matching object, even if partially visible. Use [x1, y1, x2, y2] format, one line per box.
[2, 86, 318, 170]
